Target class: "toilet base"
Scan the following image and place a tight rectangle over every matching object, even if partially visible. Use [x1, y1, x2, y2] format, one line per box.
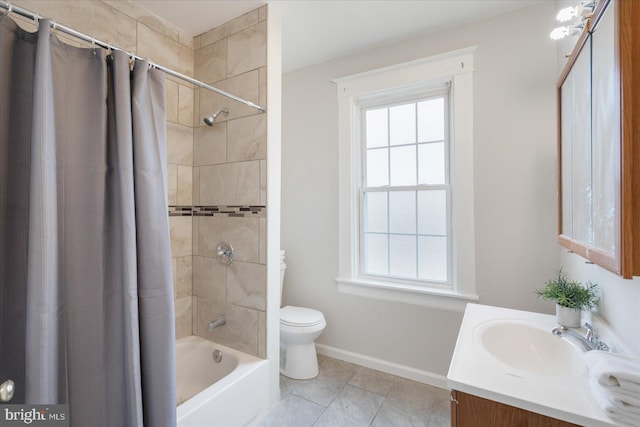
[280, 342, 319, 379]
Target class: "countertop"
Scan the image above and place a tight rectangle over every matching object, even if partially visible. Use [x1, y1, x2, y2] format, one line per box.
[447, 303, 621, 427]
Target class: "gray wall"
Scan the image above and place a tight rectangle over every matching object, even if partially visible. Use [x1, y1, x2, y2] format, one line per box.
[281, 2, 560, 377]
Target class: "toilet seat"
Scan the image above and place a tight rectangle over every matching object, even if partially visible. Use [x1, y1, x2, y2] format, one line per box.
[280, 306, 325, 327]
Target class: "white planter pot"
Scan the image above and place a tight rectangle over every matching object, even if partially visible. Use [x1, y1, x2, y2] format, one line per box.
[556, 304, 581, 328]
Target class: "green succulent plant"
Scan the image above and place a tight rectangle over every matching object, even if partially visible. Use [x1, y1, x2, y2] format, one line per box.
[536, 269, 599, 311]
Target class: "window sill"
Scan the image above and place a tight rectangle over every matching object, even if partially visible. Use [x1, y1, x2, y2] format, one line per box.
[335, 277, 479, 312]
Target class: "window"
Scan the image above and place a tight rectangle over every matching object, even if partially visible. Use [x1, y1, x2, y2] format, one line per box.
[334, 48, 478, 311]
[361, 92, 450, 283]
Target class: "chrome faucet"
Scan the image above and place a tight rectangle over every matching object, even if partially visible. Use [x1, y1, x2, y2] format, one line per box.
[552, 322, 609, 352]
[208, 315, 226, 332]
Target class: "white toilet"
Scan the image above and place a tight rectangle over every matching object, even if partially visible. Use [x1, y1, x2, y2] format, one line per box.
[279, 250, 326, 379]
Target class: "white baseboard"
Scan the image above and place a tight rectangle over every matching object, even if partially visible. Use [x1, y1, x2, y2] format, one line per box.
[315, 343, 449, 390]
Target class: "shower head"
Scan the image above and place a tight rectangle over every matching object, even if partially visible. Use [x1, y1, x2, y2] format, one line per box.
[203, 108, 229, 127]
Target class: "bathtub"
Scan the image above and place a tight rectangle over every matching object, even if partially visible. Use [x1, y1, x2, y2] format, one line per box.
[176, 335, 269, 427]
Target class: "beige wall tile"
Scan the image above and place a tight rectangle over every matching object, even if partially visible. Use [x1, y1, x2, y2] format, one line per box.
[175, 296, 192, 339]
[167, 163, 178, 206]
[196, 216, 260, 263]
[193, 256, 226, 301]
[194, 35, 202, 51]
[167, 122, 193, 166]
[192, 216, 200, 256]
[193, 167, 200, 206]
[177, 165, 192, 206]
[193, 88, 201, 127]
[227, 22, 267, 77]
[199, 26, 226, 49]
[259, 160, 267, 206]
[14, 1, 137, 52]
[227, 115, 267, 162]
[178, 29, 194, 50]
[194, 123, 227, 166]
[195, 40, 227, 85]
[137, 23, 194, 76]
[259, 67, 267, 108]
[175, 256, 192, 298]
[258, 310, 266, 359]
[220, 9, 260, 39]
[103, 0, 180, 43]
[199, 161, 261, 206]
[191, 296, 198, 334]
[169, 216, 192, 258]
[199, 70, 261, 122]
[259, 217, 267, 264]
[165, 79, 179, 124]
[227, 262, 266, 310]
[178, 85, 194, 127]
[194, 296, 258, 355]
[258, 6, 268, 22]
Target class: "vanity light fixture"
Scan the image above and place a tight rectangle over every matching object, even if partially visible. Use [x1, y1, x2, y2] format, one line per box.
[550, 1, 595, 40]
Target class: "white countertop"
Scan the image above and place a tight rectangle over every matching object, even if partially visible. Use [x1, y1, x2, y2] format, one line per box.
[447, 303, 621, 427]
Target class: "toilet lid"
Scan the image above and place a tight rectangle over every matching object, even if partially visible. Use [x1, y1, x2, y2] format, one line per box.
[280, 306, 325, 327]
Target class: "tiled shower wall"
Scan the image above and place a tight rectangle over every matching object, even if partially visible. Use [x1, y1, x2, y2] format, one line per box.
[190, 7, 268, 358]
[10, 1, 268, 358]
[11, 0, 196, 337]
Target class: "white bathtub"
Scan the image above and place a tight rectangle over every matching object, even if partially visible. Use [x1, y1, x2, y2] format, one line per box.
[176, 335, 269, 427]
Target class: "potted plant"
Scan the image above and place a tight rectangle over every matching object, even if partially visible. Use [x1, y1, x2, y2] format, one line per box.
[536, 269, 599, 327]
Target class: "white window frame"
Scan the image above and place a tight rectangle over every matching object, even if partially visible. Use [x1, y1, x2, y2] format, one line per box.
[334, 47, 478, 311]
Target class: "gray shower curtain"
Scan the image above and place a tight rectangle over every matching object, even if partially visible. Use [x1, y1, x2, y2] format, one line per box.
[0, 16, 176, 427]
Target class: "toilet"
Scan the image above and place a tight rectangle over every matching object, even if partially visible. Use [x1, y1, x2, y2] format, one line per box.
[280, 250, 326, 379]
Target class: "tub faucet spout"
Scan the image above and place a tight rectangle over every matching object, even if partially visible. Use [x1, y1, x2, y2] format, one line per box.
[208, 315, 226, 332]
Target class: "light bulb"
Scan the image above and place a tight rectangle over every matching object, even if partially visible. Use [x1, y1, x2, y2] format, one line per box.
[557, 6, 579, 22]
[550, 26, 570, 40]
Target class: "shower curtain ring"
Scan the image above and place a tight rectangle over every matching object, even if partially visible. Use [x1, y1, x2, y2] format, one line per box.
[51, 20, 57, 32]
[4, 2, 12, 16]
[33, 13, 39, 24]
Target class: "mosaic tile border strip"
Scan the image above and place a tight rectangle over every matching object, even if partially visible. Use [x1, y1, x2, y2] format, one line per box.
[168, 206, 193, 217]
[169, 205, 266, 217]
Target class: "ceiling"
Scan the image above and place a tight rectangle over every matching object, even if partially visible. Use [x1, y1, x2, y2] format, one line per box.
[133, 0, 543, 73]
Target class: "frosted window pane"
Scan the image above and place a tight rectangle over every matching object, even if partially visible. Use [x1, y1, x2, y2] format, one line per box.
[389, 191, 416, 234]
[390, 145, 416, 186]
[364, 234, 388, 275]
[390, 103, 416, 146]
[418, 143, 445, 185]
[390, 235, 417, 278]
[418, 236, 447, 281]
[364, 192, 388, 233]
[418, 191, 446, 236]
[366, 108, 388, 148]
[366, 148, 388, 187]
[418, 98, 444, 142]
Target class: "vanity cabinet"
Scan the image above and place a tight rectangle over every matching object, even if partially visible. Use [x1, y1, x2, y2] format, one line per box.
[557, 0, 640, 278]
[450, 390, 580, 427]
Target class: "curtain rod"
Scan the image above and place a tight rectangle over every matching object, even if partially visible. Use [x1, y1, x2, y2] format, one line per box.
[0, 1, 266, 113]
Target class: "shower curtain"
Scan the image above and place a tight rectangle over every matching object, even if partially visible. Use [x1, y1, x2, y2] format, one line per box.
[0, 16, 176, 427]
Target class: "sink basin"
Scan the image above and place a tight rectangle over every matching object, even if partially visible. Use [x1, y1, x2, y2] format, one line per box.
[474, 320, 586, 378]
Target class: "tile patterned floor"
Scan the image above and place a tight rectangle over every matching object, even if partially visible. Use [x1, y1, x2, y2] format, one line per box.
[259, 355, 450, 427]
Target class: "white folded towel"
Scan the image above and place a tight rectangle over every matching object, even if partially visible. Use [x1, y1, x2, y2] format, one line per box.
[590, 379, 640, 426]
[584, 350, 640, 393]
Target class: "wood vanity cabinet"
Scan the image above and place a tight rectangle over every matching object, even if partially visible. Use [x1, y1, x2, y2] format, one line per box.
[557, 0, 640, 278]
[450, 390, 581, 427]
